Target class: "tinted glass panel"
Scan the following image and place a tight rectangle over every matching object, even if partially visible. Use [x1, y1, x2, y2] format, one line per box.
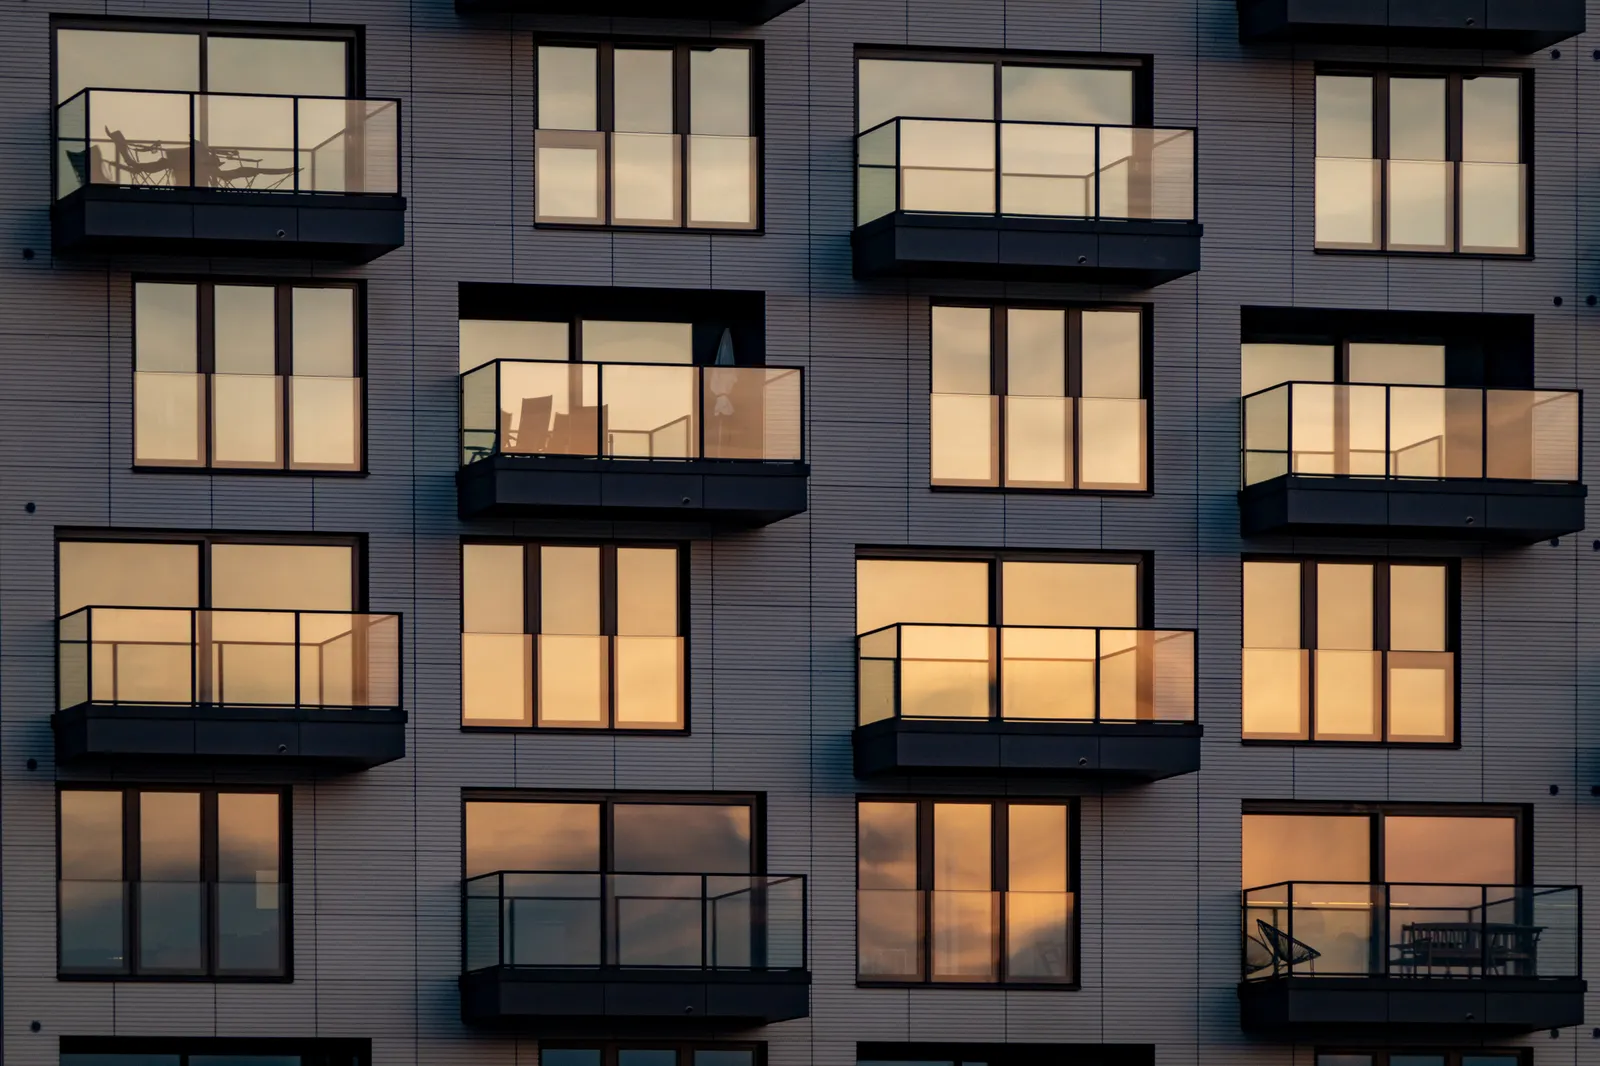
[1241, 813, 1371, 887]
[857, 59, 995, 130]
[61, 1057, 183, 1066]
[292, 288, 355, 377]
[539, 46, 598, 130]
[690, 48, 751, 136]
[1001, 561, 1137, 628]
[56, 29, 199, 102]
[1243, 562, 1300, 648]
[858, 802, 918, 890]
[1462, 76, 1520, 163]
[1009, 804, 1068, 892]
[464, 544, 525, 633]
[1001, 65, 1133, 124]
[543, 1053, 603, 1066]
[136, 283, 199, 372]
[1317, 75, 1373, 158]
[61, 790, 124, 880]
[1390, 78, 1446, 161]
[459, 319, 570, 373]
[540, 546, 601, 635]
[209, 544, 353, 611]
[214, 286, 277, 375]
[932, 803, 990, 890]
[217, 793, 280, 881]
[59, 541, 200, 613]
[1240, 343, 1334, 396]
[1006, 310, 1065, 397]
[619, 1054, 676, 1066]
[1389, 566, 1447, 652]
[581, 320, 693, 364]
[932, 306, 992, 393]
[857, 559, 989, 634]
[612, 804, 751, 873]
[1383, 816, 1516, 884]
[206, 36, 347, 97]
[1316, 563, 1373, 650]
[614, 49, 674, 134]
[616, 548, 677, 636]
[464, 801, 601, 876]
[696, 1053, 756, 1066]
[1347, 343, 1444, 386]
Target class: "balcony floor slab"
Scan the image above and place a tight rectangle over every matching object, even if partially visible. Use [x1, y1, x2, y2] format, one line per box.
[853, 718, 1202, 781]
[460, 967, 811, 1026]
[1239, 975, 1586, 1036]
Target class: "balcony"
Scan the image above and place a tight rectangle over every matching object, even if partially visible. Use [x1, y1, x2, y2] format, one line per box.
[458, 360, 807, 524]
[854, 624, 1200, 780]
[1240, 881, 1585, 1035]
[458, 0, 802, 21]
[53, 607, 406, 770]
[53, 89, 404, 261]
[1237, 0, 1584, 50]
[853, 118, 1200, 285]
[461, 871, 810, 1026]
[1241, 382, 1585, 542]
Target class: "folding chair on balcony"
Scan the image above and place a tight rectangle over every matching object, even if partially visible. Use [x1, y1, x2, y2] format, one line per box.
[1257, 918, 1321, 975]
[104, 127, 185, 186]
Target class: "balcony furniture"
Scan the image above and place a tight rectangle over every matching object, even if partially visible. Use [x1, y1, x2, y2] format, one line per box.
[853, 623, 1201, 780]
[1239, 881, 1585, 1035]
[1240, 382, 1586, 541]
[458, 360, 807, 524]
[853, 118, 1201, 285]
[1236, 0, 1584, 50]
[460, 871, 810, 1026]
[53, 89, 405, 261]
[52, 606, 406, 770]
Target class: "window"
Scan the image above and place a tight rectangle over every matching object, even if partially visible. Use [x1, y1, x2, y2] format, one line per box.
[535, 42, 758, 229]
[1317, 1052, 1524, 1066]
[541, 1045, 760, 1066]
[59, 787, 287, 978]
[857, 553, 1140, 635]
[1242, 558, 1454, 743]
[931, 304, 1147, 490]
[59, 1037, 371, 1066]
[857, 798, 1076, 986]
[55, 24, 353, 103]
[134, 281, 362, 472]
[858, 1047, 1152, 1066]
[1315, 70, 1525, 254]
[461, 543, 683, 729]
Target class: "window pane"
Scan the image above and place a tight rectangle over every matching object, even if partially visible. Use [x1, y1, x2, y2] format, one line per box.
[62, 790, 124, 880]
[933, 803, 990, 890]
[614, 635, 683, 728]
[1390, 78, 1446, 160]
[463, 632, 533, 726]
[858, 801, 920, 980]
[1463, 76, 1520, 163]
[1243, 647, 1307, 739]
[59, 541, 200, 613]
[618, 1054, 676, 1066]
[1001, 65, 1132, 125]
[613, 130, 678, 221]
[1240, 343, 1335, 397]
[1384, 815, 1516, 884]
[616, 548, 677, 636]
[543, 1053, 603, 1066]
[540, 546, 601, 634]
[1006, 309, 1065, 397]
[1347, 343, 1444, 386]
[537, 135, 605, 221]
[1316, 75, 1373, 159]
[139, 792, 200, 881]
[459, 319, 570, 373]
[932, 305, 992, 394]
[614, 804, 751, 873]
[292, 288, 354, 377]
[465, 802, 600, 877]
[856, 559, 989, 634]
[539, 47, 598, 130]
[1390, 565, 1447, 651]
[859, 801, 918, 890]
[932, 803, 994, 981]
[1388, 158, 1452, 250]
[135, 283, 197, 372]
[615, 49, 674, 134]
[1001, 561, 1137, 628]
[135, 371, 204, 467]
[289, 376, 359, 469]
[1318, 1056, 1374, 1066]
[138, 792, 203, 972]
[933, 394, 999, 485]
[857, 59, 995, 131]
[696, 1053, 756, 1066]
[61, 1057, 181, 1066]
[207, 36, 347, 96]
[1009, 804, 1068, 892]
[216, 793, 282, 974]
[538, 634, 608, 727]
[212, 374, 282, 468]
[1007, 804, 1071, 983]
[464, 544, 524, 633]
[217, 793, 279, 881]
[581, 320, 693, 364]
[690, 48, 750, 136]
[56, 29, 199, 103]
[215, 286, 277, 375]
[1080, 311, 1140, 398]
[1241, 813, 1371, 887]
[1315, 157, 1380, 248]
[209, 544, 353, 612]
[1244, 561, 1301, 648]
[1316, 563, 1372, 650]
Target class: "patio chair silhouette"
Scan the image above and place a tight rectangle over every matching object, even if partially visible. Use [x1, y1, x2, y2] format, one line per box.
[1256, 918, 1321, 974]
[104, 127, 186, 186]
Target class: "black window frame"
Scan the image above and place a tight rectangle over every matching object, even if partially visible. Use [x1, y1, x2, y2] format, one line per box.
[1241, 554, 1460, 749]
[56, 784, 293, 982]
[1243, 800, 1533, 886]
[1312, 65, 1534, 259]
[1314, 1049, 1530, 1066]
[854, 795, 1082, 990]
[459, 538, 690, 734]
[131, 276, 368, 476]
[462, 790, 765, 876]
[50, 14, 363, 100]
[540, 1041, 766, 1066]
[533, 36, 765, 235]
[856, 546, 1153, 629]
[928, 300, 1155, 496]
[59, 1036, 371, 1065]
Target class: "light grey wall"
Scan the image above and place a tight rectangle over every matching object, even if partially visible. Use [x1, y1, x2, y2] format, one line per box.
[3, 1, 1599, 1065]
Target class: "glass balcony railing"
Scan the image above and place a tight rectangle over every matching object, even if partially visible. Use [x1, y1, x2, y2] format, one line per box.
[463, 871, 807, 973]
[535, 130, 759, 229]
[857, 888, 1076, 984]
[857, 623, 1195, 727]
[1242, 881, 1581, 981]
[57, 607, 402, 712]
[855, 117, 1197, 227]
[460, 359, 804, 465]
[60, 879, 284, 976]
[55, 88, 401, 200]
[1242, 382, 1582, 488]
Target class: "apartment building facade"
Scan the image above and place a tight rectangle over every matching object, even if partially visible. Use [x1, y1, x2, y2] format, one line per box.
[3, 0, 1598, 1064]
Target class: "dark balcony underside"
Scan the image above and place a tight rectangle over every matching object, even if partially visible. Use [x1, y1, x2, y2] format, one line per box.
[456, 0, 803, 18]
[1238, 976, 1586, 1036]
[460, 967, 811, 1027]
[853, 718, 1203, 781]
[852, 212, 1203, 286]
[52, 186, 407, 262]
[52, 703, 407, 770]
[1240, 476, 1586, 542]
[457, 454, 809, 525]
[1236, 0, 1585, 49]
